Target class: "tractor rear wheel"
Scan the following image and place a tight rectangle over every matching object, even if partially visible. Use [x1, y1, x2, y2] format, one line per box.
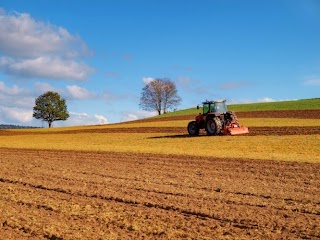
[229, 111, 239, 124]
[206, 117, 222, 136]
[187, 121, 199, 136]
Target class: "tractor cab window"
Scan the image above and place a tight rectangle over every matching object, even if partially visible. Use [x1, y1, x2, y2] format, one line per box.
[203, 103, 210, 114]
[211, 102, 228, 113]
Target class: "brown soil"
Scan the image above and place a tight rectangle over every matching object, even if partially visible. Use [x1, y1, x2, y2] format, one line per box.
[236, 109, 320, 119]
[0, 148, 320, 239]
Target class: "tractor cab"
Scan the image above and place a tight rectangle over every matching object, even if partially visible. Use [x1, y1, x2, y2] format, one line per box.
[201, 100, 228, 115]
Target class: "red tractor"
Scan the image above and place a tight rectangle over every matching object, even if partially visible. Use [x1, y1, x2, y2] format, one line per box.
[187, 100, 249, 136]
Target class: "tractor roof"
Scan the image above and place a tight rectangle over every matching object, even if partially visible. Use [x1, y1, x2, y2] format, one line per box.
[202, 100, 226, 104]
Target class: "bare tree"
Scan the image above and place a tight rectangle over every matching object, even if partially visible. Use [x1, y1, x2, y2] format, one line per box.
[140, 78, 181, 115]
[162, 79, 181, 114]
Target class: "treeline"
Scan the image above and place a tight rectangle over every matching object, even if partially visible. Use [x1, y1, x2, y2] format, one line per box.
[0, 124, 40, 129]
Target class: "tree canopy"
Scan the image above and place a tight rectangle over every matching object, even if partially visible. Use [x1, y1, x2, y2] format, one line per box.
[139, 78, 181, 115]
[33, 91, 69, 128]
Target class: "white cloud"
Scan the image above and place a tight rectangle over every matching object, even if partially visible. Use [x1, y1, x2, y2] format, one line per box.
[0, 84, 41, 125]
[143, 77, 155, 85]
[94, 114, 109, 124]
[0, 56, 94, 80]
[34, 82, 57, 93]
[0, 81, 24, 95]
[0, 79, 108, 126]
[0, 106, 33, 123]
[0, 81, 33, 109]
[0, 10, 90, 58]
[227, 97, 297, 105]
[121, 110, 157, 122]
[0, 104, 109, 127]
[0, 9, 93, 80]
[66, 85, 96, 100]
[257, 97, 276, 103]
[304, 78, 320, 86]
[66, 112, 109, 126]
[121, 113, 139, 122]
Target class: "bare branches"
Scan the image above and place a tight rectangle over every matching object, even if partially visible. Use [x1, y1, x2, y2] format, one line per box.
[140, 78, 181, 115]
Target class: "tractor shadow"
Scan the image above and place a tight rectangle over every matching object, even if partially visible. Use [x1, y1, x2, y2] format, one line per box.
[149, 127, 320, 138]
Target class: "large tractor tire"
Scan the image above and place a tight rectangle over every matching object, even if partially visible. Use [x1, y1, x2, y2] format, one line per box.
[206, 117, 222, 136]
[187, 121, 199, 136]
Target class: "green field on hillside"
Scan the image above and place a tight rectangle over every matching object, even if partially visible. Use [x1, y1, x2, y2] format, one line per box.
[153, 98, 320, 118]
[229, 98, 320, 111]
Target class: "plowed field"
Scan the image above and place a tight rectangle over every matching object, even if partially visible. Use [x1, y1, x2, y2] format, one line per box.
[1, 148, 320, 239]
[1, 109, 320, 239]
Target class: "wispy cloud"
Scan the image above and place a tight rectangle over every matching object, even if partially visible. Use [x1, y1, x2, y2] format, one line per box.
[0, 56, 94, 80]
[0, 81, 24, 95]
[142, 77, 155, 85]
[106, 71, 121, 79]
[257, 97, 276, 102]
[0, 9, 94, 80]
[304, 78, 320, 86]
[121, 110, 157, 122]
[227, 97, 296, 104]
[219, 81, 252, 90]
[34, 82, 58, 94]
[66, 112, 109, 126]
[66, 85, 96, 100]
[0, 81, 33, 108]
[176, 76, 192, 88]
[176, 76, 214, 96]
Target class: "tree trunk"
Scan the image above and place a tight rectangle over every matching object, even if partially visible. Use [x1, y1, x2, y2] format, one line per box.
[157, 110, 161, 115]
[48, 122, 52, 128]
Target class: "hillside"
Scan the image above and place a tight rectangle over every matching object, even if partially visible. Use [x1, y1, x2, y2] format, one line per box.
[150, 98, 320, 119]
[228, 98, 320, 112]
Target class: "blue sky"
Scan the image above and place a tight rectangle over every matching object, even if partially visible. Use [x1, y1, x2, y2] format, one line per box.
[0, 0, 319, 126]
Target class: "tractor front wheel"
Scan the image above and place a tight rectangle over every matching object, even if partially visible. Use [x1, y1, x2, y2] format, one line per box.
[187, 121, 199, 136]
[206, 117, 222, 136]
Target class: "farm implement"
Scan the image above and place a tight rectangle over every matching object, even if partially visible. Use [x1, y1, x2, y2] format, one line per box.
[187, 100, 249, 136]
